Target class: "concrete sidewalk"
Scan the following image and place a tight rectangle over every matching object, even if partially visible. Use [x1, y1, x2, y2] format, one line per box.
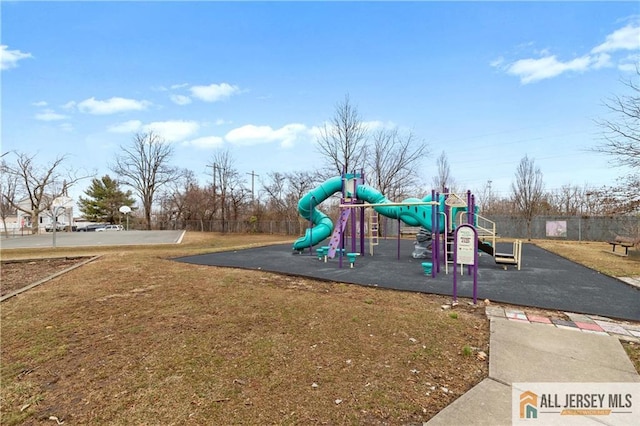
[427, 316, 640, 425]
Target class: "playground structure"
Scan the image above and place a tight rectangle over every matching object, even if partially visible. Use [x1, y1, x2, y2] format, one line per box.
[293, 173, 522, 275]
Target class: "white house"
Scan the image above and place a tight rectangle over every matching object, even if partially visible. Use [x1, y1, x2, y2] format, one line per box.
[15, 194, 75, 233]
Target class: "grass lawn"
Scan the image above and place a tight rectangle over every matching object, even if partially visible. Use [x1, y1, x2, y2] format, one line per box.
[1, 234, 638, 424]
[1, 233, 490, 425]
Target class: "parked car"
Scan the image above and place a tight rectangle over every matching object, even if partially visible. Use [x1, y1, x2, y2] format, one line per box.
[78, 224, 105, 232]
[96, 224, 123, 232]
[45, 222, 67, 232]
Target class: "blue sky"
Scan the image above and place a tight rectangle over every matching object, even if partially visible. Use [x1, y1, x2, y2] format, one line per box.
[2, 1, 639, 205]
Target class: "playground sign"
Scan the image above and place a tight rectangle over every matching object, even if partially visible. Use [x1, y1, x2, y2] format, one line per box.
[456, 225, 476, 265]
[453, 224, 478, 304]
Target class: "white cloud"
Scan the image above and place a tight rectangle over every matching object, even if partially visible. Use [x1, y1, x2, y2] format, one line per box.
[183, 135, 224, 149]
[108, 120, 142, 133]
[32, 101, 48, 107]
[591, 53, 612, 70]
[618, 53, 640, 72]
[34, 109, 68, 121]
[505, 55, 591, 84]
[77, 97, 151, 115]
[170, 83, 189, 90]
[0, 45, 33, 70]
[489, 57, 504, 68]
[170, 94, 192, 105]
[363, 120, 395, 131]
[190, 83, 240, 102]
[61, 101, 76, 110]
[591, 23, 640, 54]
[495, 22, 640, 83]
[225, 123, 311, 148]
[142, 120, 199, 142]
[153, 83, 189, 92]
[108, 119, 200, 141]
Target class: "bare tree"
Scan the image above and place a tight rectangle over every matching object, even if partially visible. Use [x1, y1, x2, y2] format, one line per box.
[595, 69, 640, 168]
[262, 172, 289, 219]
[157, 169, 206, 230]
[0, 160, 18, 236]
[228, 181, 249, 222]
[431, 151, 457, 193]
[209, 149, 244, 232]
[316, 94, 369, 176]
[594, 69, 640, 213]
[261, 170, 322, 224]
[2, 153, 88, 234]
[367, 128, 428, 200]
[511, 155, 545, 240]
[544, 184, 597, 215]
[476, 180, 496, 214]
[111, 132, 179, 230]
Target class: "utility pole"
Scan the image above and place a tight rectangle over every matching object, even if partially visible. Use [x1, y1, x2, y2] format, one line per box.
[246, 170, 259, 204]
[208, 163, 219, 221]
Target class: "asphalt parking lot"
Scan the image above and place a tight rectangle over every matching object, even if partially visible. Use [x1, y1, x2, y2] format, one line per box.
[0, 230, 185, 249]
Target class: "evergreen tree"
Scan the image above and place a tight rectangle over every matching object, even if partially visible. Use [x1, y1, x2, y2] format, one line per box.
[79, 175, 135, 223]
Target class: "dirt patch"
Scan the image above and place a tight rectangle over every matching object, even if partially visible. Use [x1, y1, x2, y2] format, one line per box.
[622, 342, 640, 374]
[1, 257, 91, 297]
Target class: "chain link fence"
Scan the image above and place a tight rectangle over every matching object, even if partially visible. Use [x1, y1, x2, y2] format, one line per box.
[160, 215, 638, 242]
[486, 215, 639, 241]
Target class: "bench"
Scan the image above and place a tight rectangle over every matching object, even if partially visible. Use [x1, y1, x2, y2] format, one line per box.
[608, 236, 638, 256]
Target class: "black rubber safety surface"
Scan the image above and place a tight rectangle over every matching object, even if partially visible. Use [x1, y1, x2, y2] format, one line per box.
[174, 239, 640, 321]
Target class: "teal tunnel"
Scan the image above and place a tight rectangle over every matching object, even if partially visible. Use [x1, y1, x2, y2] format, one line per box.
[293, 177, 454, 250]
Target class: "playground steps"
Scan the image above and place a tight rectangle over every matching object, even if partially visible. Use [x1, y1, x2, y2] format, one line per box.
[478, 240, 495, 256]
[494, 241, 523, 270]
[494, 253, 518, 264]
[445, 232, 455, 262]
[327, 209, 351, 258]
[475, 238, 523, 269]
[369, 211, 379, 256]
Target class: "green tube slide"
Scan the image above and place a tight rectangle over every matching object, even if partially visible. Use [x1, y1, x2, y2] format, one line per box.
[355, 186, 445, 231]
[292, 176, 343, 250]
[293, 176, 447, 251]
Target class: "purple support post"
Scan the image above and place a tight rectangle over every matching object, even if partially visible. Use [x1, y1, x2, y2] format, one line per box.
[470, 222, 479, 305]
[431, 189, 440, 278]
[471, 195, 476, 225]
[432, 190, 438, 278]
[397, 217, 401, 260]
[338, 205, 344, 268]
[351, 203, 356, 253]
[473, 237, 478, 305]
[453, 236, 458, 303]
[442, 188, 449, 269]
[467, 190, 472, 275]
[359, 205, 365, 255]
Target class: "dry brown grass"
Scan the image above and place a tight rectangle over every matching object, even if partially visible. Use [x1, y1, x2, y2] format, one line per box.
[533, 240, 640, 277]
[1, 233, 489, 425]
